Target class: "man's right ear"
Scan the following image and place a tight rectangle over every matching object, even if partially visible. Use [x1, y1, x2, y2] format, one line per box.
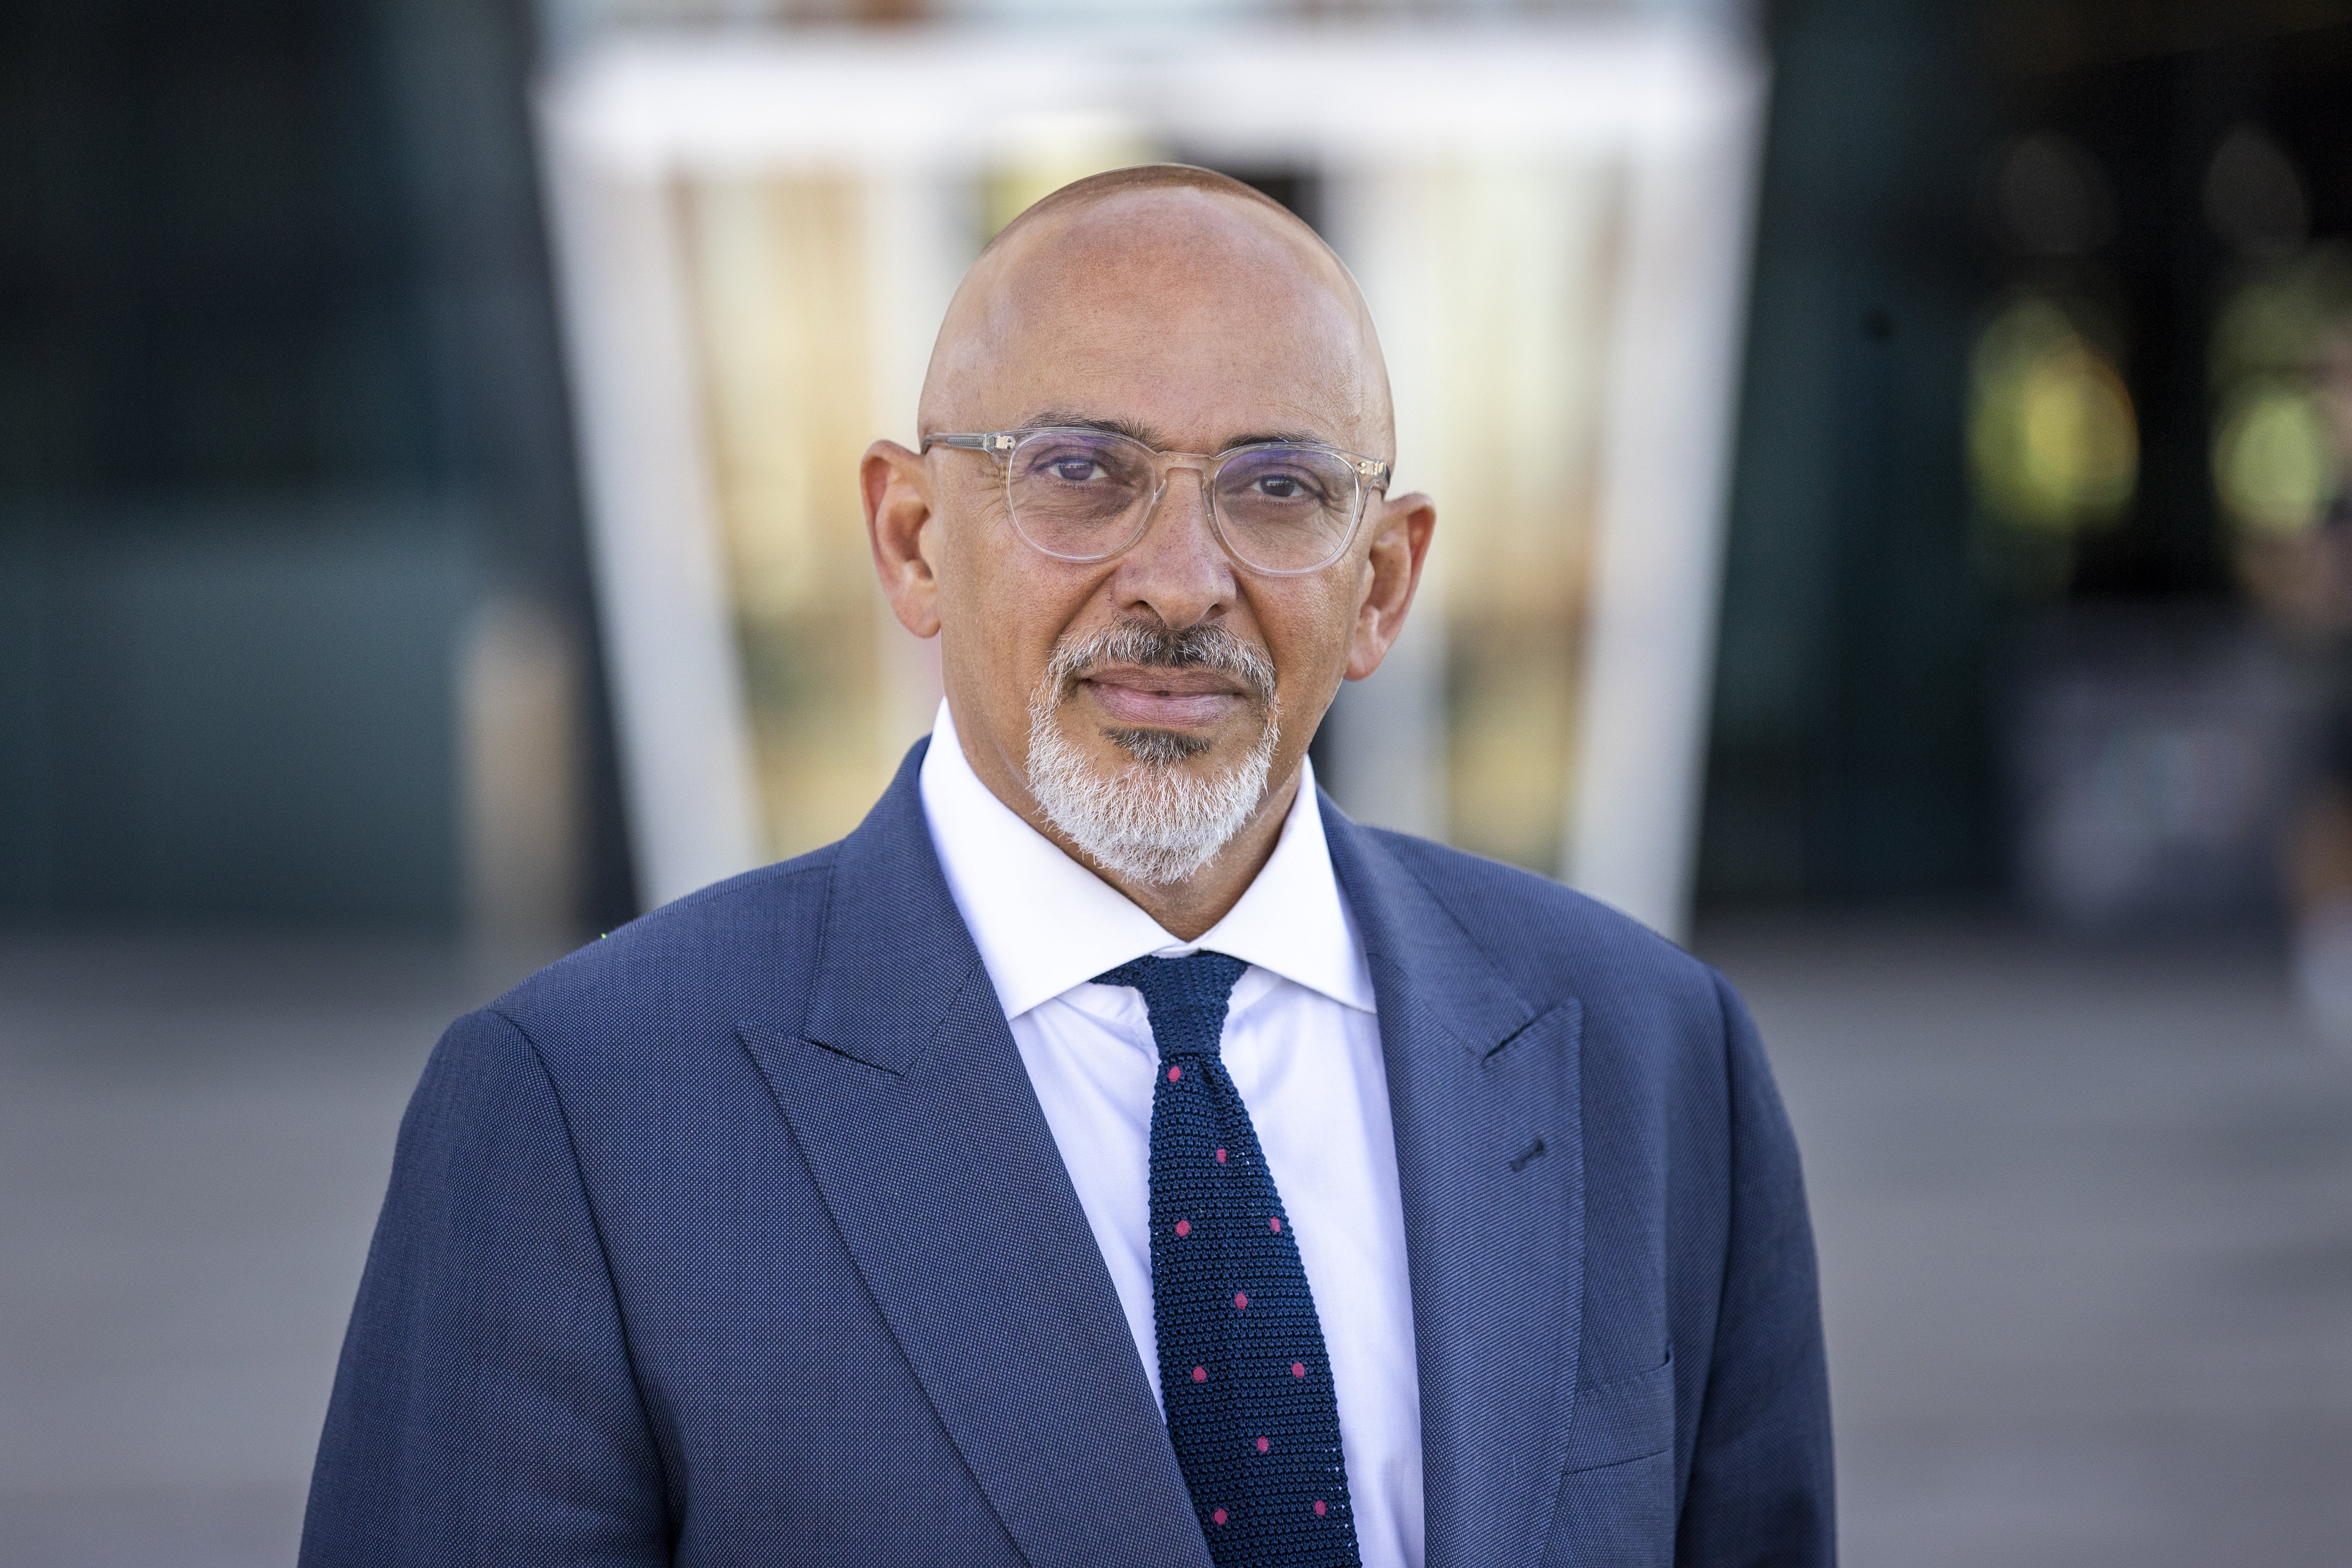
[862, 439, 942, 639]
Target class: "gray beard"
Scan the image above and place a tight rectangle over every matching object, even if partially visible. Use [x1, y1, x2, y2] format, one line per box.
[1022, 624, 1280, 887]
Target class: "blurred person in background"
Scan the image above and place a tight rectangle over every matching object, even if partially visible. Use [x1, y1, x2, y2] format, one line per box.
[299, 167, 1831, 1568]
[2262, 318, 2352, 1027]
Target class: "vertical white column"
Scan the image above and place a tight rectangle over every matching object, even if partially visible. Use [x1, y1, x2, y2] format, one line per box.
[539, 97, 764, 909]
[1567, 56, 1768, 939]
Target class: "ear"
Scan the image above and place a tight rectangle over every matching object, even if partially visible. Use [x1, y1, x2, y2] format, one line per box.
[1345, 490, 1435, 681]
[863, 439, 942, 639]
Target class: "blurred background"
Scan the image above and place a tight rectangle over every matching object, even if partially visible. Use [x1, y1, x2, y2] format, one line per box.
[4, 0, 2352, 1564]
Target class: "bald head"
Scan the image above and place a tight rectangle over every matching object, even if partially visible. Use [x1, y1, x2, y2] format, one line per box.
[916, 166, 1394, 459]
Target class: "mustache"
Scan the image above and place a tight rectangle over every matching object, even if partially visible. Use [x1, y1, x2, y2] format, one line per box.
[1043, 620, 1277, 709]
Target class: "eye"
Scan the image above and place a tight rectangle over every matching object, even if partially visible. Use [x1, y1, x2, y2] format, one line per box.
[1249, 470, 1323, 502]
[1019, 438, 1132, 485]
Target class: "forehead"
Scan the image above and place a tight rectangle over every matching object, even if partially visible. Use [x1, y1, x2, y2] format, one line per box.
[966, 190, 1379, 449]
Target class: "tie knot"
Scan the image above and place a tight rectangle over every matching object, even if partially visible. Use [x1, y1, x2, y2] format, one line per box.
[1092, 951, 1248, 1061]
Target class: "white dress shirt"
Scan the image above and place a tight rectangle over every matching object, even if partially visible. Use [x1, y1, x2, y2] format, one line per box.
[918, 701, 1424, 1568]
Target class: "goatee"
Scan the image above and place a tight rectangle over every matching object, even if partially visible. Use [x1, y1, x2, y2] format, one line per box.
[1024, 620, 1279, 886]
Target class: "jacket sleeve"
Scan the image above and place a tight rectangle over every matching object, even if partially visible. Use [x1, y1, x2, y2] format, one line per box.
[299, 1007, 671, 1566]
[1676, 976, 1836, 1568]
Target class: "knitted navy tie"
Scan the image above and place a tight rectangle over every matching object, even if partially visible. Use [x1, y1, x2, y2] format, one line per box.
[1093, 952, 1361, 1568]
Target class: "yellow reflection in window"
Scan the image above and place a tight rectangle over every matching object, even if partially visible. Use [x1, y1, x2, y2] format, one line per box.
[2209, 247, 2352, 547]
[1414, 162, 1620, 875]
[2214, 379, 2340, 536]
[1969, 293, 2139, 533]
[679, 175, 889, 861]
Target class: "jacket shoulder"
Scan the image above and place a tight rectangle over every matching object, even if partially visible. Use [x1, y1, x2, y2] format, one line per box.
[1360, 825, 1725, 1012]
[489, 842, 844, 1047]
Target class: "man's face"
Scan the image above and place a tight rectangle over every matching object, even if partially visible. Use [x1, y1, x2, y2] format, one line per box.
[917, 192, 1401, 872]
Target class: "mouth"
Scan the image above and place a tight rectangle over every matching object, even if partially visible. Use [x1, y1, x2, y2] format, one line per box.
[1078, 666, 1253, 731]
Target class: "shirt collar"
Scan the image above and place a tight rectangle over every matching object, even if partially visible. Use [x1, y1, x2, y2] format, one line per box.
[918, 700, 1375, 1021]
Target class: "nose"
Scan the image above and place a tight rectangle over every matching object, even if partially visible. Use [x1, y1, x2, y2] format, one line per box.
[1112, 465, 1235, 630]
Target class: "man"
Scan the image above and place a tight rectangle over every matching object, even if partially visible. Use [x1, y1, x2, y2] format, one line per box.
[302, 166, 1832, 1568]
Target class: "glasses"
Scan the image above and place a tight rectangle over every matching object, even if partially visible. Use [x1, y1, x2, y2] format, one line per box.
[920, 426, 1390, 576]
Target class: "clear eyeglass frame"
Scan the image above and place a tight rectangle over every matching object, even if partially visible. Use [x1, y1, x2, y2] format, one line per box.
[919, 426, 1391, 577]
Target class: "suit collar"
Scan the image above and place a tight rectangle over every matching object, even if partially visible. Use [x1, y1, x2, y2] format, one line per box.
[796, 739, 986, 1075]
[1317, 797, 1537, 1056]
[1321, 800, 1589, 1568]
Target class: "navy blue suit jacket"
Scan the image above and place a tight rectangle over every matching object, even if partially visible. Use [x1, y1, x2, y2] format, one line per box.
[302, 741, 1832, 1567]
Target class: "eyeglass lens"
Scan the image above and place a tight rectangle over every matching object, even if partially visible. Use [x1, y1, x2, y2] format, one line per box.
[1005, 430, 1360, 572]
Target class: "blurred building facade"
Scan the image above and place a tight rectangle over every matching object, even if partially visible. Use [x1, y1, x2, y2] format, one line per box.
[1705, 0, 2352, 925]
[9, 0, 2352, 934]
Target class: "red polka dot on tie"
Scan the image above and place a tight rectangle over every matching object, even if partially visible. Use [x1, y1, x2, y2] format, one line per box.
[1269, 1215, 1283, 1233]
[1255, 1436, 1270, 1454]
[1215, 1148, 1228, 1164]
[1292, 1361, 1306, 1378]
[1174, 1219, 1191, 1238]
[1211, 1508, 1228, 1526]
[1167, 1065, 1182, 1082]
[1314, 1500, 1328, 1518]
[1192, 1366, 1208, 1384]
[1233, 1291, 1248, 1310]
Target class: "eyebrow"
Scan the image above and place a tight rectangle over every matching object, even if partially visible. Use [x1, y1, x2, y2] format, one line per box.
[1021, 409, 1334, 452]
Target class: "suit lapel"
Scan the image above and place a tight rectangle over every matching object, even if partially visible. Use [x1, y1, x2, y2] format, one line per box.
[1322, 799, 1587, 1568]
[741, 743, 1209, 1568]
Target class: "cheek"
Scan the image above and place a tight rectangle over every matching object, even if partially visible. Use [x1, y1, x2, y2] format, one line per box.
[935, 503, 1020, 633]
[1256, 580, 1360, 692]
[938, 515, 1098, 686]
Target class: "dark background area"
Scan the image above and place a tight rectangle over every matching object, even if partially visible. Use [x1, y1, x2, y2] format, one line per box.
[0, 0, 631, 927]
[1705, 0, 2352, 908]
[7, 0, 2352, 929]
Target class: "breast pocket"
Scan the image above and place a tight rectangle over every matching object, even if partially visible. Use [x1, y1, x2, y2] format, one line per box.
[1543, 1351, 1677, 1568]
[1562, 1349, 1674, 1473]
